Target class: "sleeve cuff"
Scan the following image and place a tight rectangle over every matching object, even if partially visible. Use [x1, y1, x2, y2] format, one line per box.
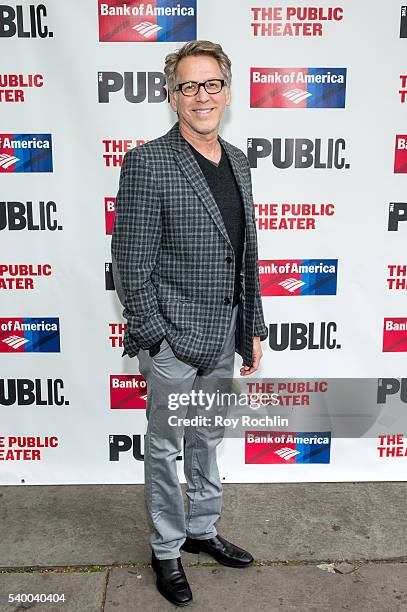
[254, 327, 268, 341]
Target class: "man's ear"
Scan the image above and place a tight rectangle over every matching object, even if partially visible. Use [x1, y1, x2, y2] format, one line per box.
[225, 85, 231, 107]
[169, 91, 178, 113]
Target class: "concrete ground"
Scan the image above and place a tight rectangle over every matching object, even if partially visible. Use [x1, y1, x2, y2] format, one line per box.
[1, 483, 407, 611]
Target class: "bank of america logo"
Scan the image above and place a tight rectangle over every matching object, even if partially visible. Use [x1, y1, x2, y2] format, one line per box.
[282, 89, 312, 104]
[274, 447, 301, 461]
[98, 0, 197, 43]
[0, 134, 53, 173]
[0, 153, 20, 169]
[279, 278, 306, 293]
[2, 335, 30, 350]
[133, 21, 162, 38]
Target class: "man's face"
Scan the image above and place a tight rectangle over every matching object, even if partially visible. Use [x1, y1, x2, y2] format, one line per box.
[169, 54, 231, 137]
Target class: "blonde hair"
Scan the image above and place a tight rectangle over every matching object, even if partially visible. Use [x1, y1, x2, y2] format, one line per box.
[164, 40, 232, 92]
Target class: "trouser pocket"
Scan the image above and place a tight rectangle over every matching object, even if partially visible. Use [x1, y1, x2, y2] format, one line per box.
[148, 337, 165, 358]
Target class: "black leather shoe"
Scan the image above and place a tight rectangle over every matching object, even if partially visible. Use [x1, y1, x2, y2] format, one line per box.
[181, 534, 254, 568]
[151, 551, 193, 607]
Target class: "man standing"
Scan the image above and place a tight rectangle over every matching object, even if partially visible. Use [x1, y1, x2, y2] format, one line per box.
[111, 40, 268, 607]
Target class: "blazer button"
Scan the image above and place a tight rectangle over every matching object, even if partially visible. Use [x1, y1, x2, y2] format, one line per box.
[224, 297, 231, 305]
[225, 256, 232, 263]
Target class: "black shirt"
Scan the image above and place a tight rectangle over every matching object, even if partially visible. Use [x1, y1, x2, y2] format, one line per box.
[188, 141, 246, 308]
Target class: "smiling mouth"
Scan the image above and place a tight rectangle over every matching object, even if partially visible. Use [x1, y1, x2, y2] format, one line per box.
[193, 108, 214, 114]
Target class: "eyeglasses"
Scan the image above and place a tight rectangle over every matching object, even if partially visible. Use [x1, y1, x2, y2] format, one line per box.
[173, 79, 226, 96]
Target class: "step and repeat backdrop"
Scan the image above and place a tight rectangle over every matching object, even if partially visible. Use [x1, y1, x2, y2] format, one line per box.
[1, 0, 406, 484]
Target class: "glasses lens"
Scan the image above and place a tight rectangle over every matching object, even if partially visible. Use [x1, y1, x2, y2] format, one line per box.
[205, 80, 222, 93]
[181, 82, 198, 96]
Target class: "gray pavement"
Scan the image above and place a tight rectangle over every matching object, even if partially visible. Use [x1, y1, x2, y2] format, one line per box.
[1, 483, 407, 611]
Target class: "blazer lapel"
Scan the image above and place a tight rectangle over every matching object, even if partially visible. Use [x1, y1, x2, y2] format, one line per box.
[219, 135, 251, 281]
[218, 135, 252, 230]
[166, 122, 248, 248]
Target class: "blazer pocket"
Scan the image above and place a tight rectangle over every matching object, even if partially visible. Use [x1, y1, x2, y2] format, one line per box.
[159, 301, 204, 334]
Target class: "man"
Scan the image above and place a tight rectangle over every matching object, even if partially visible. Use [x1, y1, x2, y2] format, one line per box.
[111, 40, 268, 607]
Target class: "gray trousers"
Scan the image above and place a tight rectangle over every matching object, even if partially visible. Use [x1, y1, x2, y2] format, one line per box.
[137, 304, 238, 559]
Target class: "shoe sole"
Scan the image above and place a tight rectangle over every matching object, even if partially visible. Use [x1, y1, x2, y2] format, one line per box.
[181, 543, 253, 568]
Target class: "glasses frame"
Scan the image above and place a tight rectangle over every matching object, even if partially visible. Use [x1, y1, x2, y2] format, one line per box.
[173, 79, 226, 97]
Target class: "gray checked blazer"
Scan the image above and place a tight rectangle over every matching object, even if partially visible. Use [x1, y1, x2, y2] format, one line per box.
[111, 121, 268, 370]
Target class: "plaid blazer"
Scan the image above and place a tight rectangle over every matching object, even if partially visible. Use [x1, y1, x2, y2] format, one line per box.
[111, 121, 268, 370]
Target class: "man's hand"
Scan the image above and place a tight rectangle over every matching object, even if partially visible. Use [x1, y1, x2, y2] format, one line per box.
[240, 336, 263, 376]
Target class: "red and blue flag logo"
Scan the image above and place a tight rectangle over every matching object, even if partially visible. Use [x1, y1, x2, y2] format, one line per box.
[383, 318, 407, 352]
[110, 375, 147, 409]
[259, 259, 338, 296]
[0, 318, 60, 352]
[245, 431, 331, 464]
[98, 0, 197, 42]
[0, 134, 53, 173]
[250, 68, 347, 108]
[394, 135, 407, 173]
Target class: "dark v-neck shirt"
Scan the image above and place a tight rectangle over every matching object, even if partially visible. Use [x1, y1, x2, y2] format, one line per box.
[188, 142, 246, 307]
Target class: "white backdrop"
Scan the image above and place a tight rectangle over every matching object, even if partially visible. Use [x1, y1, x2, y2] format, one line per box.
[1, 0, 406, 484]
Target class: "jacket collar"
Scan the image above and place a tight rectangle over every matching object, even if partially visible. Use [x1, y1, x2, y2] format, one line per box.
[165, 121, 250, 245]
[166, 120, 238, 161]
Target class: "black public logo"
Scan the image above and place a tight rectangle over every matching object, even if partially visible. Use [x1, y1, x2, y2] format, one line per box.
[98, 71, 167, 103]
[401, 6, 407, 38]
[105, 263, 114, 290]
[0, 201, 61, 231]
[377, 379, 407, 404]
[247, 138, 350, 169]
[0, 4, 53, 38]
[109, 435, 184, 462]
[0, 378, 67, 406]
[388, 202, 407, 231]
[269, 321, 340, 351]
